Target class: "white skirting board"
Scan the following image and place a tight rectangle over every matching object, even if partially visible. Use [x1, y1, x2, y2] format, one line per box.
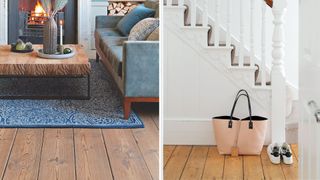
[163, 119, 298, 145]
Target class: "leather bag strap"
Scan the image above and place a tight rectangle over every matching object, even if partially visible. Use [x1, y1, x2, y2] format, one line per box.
[229, 89, 253, 129]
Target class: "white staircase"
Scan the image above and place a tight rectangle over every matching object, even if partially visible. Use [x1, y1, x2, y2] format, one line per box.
[163, 0, 297, 145]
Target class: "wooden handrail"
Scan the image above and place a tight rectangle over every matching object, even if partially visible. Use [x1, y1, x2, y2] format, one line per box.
[265, 0, 273, 8]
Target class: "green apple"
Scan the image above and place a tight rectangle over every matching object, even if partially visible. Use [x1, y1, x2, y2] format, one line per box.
[16, 43, 26, 51]
[63, 48, 72, 54]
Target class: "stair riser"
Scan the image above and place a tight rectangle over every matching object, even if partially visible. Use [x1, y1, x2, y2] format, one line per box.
[164, 7, 186, 27]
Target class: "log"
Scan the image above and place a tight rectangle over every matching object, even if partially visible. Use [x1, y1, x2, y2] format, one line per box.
[108, 2, 140, 16]
[115, 7, 122, 12]
[110, 9, 116, 15]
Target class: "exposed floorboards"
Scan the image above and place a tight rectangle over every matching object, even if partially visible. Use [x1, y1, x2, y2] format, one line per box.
[164, 145, 298, 180]
[0, 103, 159, 180]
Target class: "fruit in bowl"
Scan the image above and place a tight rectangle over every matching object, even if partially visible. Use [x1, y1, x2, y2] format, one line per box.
[63, 48, 72, 54]
[11, 39, 33, 52]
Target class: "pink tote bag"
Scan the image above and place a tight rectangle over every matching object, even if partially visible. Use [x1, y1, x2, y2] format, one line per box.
[212, 90, 244, 155]
[212, 117, 240, 154]
[212, 89, 268, 155]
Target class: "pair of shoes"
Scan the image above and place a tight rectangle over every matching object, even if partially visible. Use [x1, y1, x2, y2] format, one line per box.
[267, 143, 293, 165]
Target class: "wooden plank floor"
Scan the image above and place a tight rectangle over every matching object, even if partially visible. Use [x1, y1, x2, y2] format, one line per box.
[164, 145, 298, 180]
[0, 103, 159, 180]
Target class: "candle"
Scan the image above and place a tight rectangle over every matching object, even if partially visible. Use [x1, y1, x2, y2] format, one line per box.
[59, 20, 63, 46]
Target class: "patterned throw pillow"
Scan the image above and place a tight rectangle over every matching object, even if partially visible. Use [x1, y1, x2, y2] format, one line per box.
[146, 27, 159, 41]
[128, 18, 159, 41]
[116, 5, 155, 36]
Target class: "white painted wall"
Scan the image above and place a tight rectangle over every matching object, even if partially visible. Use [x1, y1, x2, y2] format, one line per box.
[0, 0, 8, 44]
[299, 0, 320, 177]
[284, 0, 299, 88]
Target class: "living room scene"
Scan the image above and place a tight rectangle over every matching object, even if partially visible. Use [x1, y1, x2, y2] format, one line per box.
[163, 0, 301, 179]
[0, 0, 159, 179]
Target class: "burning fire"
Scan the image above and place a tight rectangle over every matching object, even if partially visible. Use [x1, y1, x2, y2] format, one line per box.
[34, 1, 47, 17]
[28, 1, 48, 25]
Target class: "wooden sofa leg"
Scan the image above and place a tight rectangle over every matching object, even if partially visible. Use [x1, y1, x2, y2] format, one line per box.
[96, 53, 100, 62]
[124, 98, 131, 119]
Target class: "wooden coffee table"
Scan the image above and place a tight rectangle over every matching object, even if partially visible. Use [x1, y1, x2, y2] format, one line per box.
[0, 44, 91, 99]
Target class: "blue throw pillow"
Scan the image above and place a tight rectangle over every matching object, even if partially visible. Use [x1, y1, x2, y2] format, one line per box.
[116, 5, 155, 36]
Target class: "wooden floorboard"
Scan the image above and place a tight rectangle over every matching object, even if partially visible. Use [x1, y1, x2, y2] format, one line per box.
[180, 146, 209, 180]
[202, 147, 224, 180]
[0, 129, 16, 179]
[3, 129, 44, 180]
[281, 148, 299, 180]
[260, 147, 286, 180]
[74, 129, 113, 180]
[102, 129, 152, 180]
[291, 144, 299, 161]
[38, 129, 76, 180]
[133, 110, 159, 180]
[164, 146, 192, 180]
[243, 156, 264, 180]
[223, 155, 243, 180]
[164, 145, 176, 167]
[0, 104, 158, 180]
[164, 145, 298, 180]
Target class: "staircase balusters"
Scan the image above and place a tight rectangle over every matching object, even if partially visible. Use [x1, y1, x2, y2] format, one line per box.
[214, 0, 220, 47]
[202, 0, 208, 27]
[178, 0, 184, 6]
[261, 1, 267, 87]
[250, 0, 255, 67]
[271, 0, 287, 143]
[239, 0, 244, 67]
[190, 0, 196, 27]
[226, 0, 231, 47]
[167, 0, 172, 6]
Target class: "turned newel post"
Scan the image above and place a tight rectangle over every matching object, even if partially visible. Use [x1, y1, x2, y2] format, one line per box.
[271, 0, 287, 143]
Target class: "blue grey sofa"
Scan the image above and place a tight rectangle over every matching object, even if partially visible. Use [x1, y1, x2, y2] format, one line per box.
[95, 1, 159, 119]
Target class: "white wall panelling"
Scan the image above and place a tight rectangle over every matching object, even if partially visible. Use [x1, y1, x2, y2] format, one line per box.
[90, 1, 109, 49]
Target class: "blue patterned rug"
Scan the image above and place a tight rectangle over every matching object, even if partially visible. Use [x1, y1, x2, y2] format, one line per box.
[0, 60, 144, 128]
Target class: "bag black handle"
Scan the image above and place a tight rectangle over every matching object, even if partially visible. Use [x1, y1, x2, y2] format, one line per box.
[228, 89, 253, 129]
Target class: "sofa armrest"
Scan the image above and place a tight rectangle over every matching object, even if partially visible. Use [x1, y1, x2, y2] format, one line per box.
[123, 41, 159, 97]
[95, 16, 124, 29]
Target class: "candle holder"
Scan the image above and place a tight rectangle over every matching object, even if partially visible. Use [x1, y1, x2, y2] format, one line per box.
[58, 45, 64, 54]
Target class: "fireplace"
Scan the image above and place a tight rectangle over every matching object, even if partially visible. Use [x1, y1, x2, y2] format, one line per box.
[8, 0, 77, 44]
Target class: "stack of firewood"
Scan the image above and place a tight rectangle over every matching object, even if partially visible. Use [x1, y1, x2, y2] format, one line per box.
[108, 2, 138, 16]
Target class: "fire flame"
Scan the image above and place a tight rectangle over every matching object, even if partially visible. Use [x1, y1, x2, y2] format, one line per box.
[34, 1, 47, 17]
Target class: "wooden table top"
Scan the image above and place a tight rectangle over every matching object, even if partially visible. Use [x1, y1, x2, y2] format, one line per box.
[0, 44, 91, 76]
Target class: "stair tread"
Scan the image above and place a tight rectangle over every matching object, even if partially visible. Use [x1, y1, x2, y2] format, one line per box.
[228, 66, 258, 70]
[185, 23, 204, 27]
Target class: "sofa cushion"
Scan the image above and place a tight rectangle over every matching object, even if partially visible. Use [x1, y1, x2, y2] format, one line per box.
[95, 28, 125, 40]
[105, 45, 123, 76]
[100, 36, 127, 50]
[128, 18, 159, 41]
[146, 27, 159, 41]
[116, 5, 155, 36]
